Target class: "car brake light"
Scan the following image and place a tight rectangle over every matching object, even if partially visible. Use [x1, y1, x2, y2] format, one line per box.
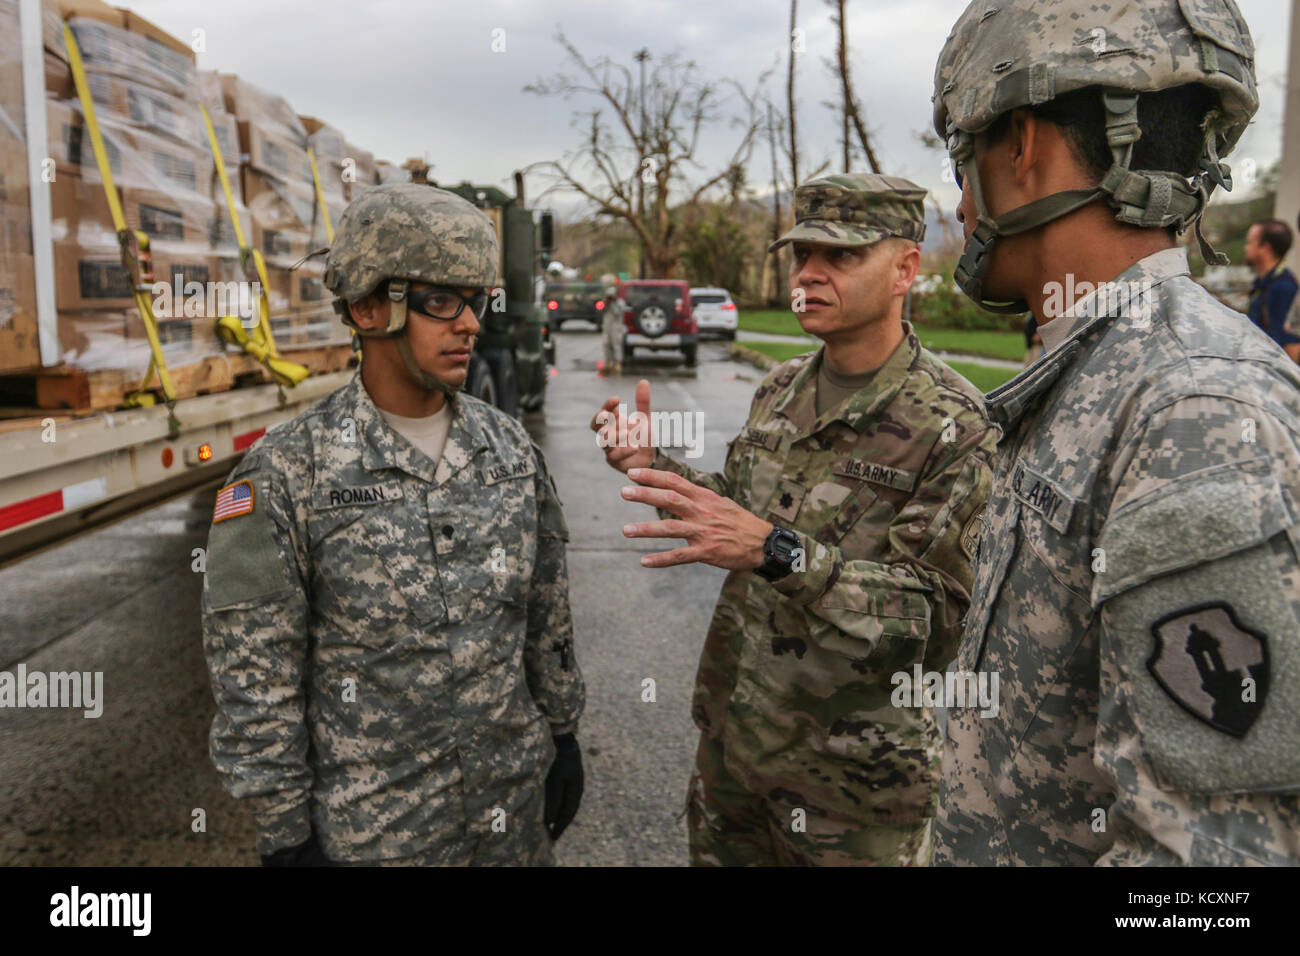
[547, 300, 558, 310]
[722, 303, 736, 310]
[595, 300, 605, 310]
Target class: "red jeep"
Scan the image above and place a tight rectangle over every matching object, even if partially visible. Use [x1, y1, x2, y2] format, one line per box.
[620, 279, 699, 367]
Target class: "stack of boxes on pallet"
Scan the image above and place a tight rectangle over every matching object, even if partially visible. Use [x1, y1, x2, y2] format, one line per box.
[0, 0, 389, 401]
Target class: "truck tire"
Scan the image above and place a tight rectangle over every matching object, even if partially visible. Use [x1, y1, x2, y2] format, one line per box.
[621, 337, 633, 363]
[467, 354, 497, 408]
[683, 343, 698, 368]
[483, 347, 520, 418]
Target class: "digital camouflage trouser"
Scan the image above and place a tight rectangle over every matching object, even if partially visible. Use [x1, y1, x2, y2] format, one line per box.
[686, 733, 933, 867]
[338, 782, 554, 867]
[602, 314, 622, 369]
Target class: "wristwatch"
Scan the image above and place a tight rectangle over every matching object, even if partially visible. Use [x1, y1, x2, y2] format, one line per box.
[756, 526, 801, 582]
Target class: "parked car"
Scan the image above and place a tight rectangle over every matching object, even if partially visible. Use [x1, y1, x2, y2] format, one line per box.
[544, 280, 606, 329]
[690, 287, 738, 340]
[621, 279, 698, 367]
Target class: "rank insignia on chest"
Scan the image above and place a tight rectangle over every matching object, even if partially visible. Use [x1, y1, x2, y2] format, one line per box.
[1147, 602, 1269, 738]
[213, 479, 254, 523]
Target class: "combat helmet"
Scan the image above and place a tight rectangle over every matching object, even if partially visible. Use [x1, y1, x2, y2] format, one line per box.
[933, 0, 1258, 312]
[323, 182, 499, 390]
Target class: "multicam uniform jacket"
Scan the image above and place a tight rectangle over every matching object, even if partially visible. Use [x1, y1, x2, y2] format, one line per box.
[654, 322, 997, 825]
[936, 247, 1300, 866]
[201, 374, 584, 862]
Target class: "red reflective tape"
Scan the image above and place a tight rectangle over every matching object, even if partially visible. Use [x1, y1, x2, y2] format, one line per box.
[0, 489, 64, 533]
[233, 427, 266, 451]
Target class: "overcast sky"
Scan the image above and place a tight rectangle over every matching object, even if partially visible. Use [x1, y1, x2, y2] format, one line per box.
[122, 0, 1292, 218]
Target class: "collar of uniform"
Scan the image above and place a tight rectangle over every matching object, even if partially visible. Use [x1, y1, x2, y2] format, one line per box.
[350, 373, 487, 482]
[772, 320, 917, 436]
[984, 246, 1190, 431]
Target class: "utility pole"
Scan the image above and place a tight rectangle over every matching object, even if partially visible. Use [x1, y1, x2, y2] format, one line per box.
[768, 101, 782, 307]
[1278, 0, 1299, 272]
[635, 48, 650, 279]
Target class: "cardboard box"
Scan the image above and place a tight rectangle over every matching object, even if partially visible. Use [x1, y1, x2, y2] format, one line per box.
[250, 223, 308, 265]
[0, 252, 41, 373]
[53, 242, 133, 309]
[46, 175, 117, 247]
[238, 120, 313, 183]
[50, 244, 211, 311]
[216, 73, 307, 143]
[121, 187, 218, 249]
[118, 9, 197, 64]
[242, 167, 319, 234]
[59, 0, 124, 28]
[83, 74, 204, 146]
[290, 258, 326, 310]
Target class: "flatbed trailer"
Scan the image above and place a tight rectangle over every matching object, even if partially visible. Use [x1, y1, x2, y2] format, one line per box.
[0, 370, 350, 567]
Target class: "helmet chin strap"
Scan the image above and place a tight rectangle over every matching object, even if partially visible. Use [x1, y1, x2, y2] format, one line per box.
[387, 284, 461, 397]
[950, 90, 1231, 316]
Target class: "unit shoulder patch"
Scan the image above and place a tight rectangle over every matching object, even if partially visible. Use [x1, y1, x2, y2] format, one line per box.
[960, 504, 986, 560]
[1147, 601, 1269, 739]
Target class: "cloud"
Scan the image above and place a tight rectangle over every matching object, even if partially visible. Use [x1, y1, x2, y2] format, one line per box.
[121, 0, 1289, 221]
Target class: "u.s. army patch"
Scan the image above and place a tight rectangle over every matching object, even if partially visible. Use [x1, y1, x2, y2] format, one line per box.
[1147, 602, 1269, 739]
[832, 458, 916, 492]
[1010, 458, 1075, 533]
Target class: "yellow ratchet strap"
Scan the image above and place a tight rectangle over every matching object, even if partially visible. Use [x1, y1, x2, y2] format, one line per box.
[64, 22, 177, 410]
[200, 104, 308, 388]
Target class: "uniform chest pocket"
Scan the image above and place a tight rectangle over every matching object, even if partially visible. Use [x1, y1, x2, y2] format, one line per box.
[428, 462, 538, 618]
[307, 487, 445, 631]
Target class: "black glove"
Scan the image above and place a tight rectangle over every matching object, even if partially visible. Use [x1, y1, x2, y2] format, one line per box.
[544, 733, 584, 841]
[260, 831, 335, 867]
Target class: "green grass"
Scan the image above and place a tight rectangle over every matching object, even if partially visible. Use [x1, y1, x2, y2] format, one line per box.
[738, 341, 1019, 395]
[945, 361, 1018, 393]
[739, 309, 810, 337]
[739, 309, 1024, 362]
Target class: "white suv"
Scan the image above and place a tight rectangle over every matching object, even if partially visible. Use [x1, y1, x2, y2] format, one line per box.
[690, 287, 738, 340]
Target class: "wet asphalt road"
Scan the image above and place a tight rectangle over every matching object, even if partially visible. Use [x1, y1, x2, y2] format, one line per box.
[0, 326, 763, 866]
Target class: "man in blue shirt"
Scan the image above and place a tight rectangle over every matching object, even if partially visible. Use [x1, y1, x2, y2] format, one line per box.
[1245, 219, 1299, 362]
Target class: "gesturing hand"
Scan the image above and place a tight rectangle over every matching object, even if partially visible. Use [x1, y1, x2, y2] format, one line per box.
[620, 467, 773, 572]
[590, 378, 656, 475]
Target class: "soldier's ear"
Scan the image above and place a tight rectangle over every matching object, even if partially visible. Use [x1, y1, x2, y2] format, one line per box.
[348, 293, 388, 332]
[895, 240, 921, 294]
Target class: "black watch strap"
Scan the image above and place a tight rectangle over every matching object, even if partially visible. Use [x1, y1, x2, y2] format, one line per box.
[756, 526, 800, 581]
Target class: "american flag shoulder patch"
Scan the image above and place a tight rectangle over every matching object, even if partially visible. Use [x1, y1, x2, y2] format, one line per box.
[213, 479, 255, 523]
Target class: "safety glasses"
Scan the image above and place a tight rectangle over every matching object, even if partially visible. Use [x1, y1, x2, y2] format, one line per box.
[407, 286, 489, 322]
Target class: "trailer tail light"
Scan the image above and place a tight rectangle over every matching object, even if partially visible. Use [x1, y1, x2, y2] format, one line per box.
[161, 447, 174, 468]
[595, 300, 605, 310]
[185, 442, 215, 465]
[547, 300, 559, 310]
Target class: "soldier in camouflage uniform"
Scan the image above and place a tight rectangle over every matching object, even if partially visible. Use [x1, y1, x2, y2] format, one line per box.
[932, 0, 1300, 864]
[201, 183, 585, 866]
[592, 174, 997, 865]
